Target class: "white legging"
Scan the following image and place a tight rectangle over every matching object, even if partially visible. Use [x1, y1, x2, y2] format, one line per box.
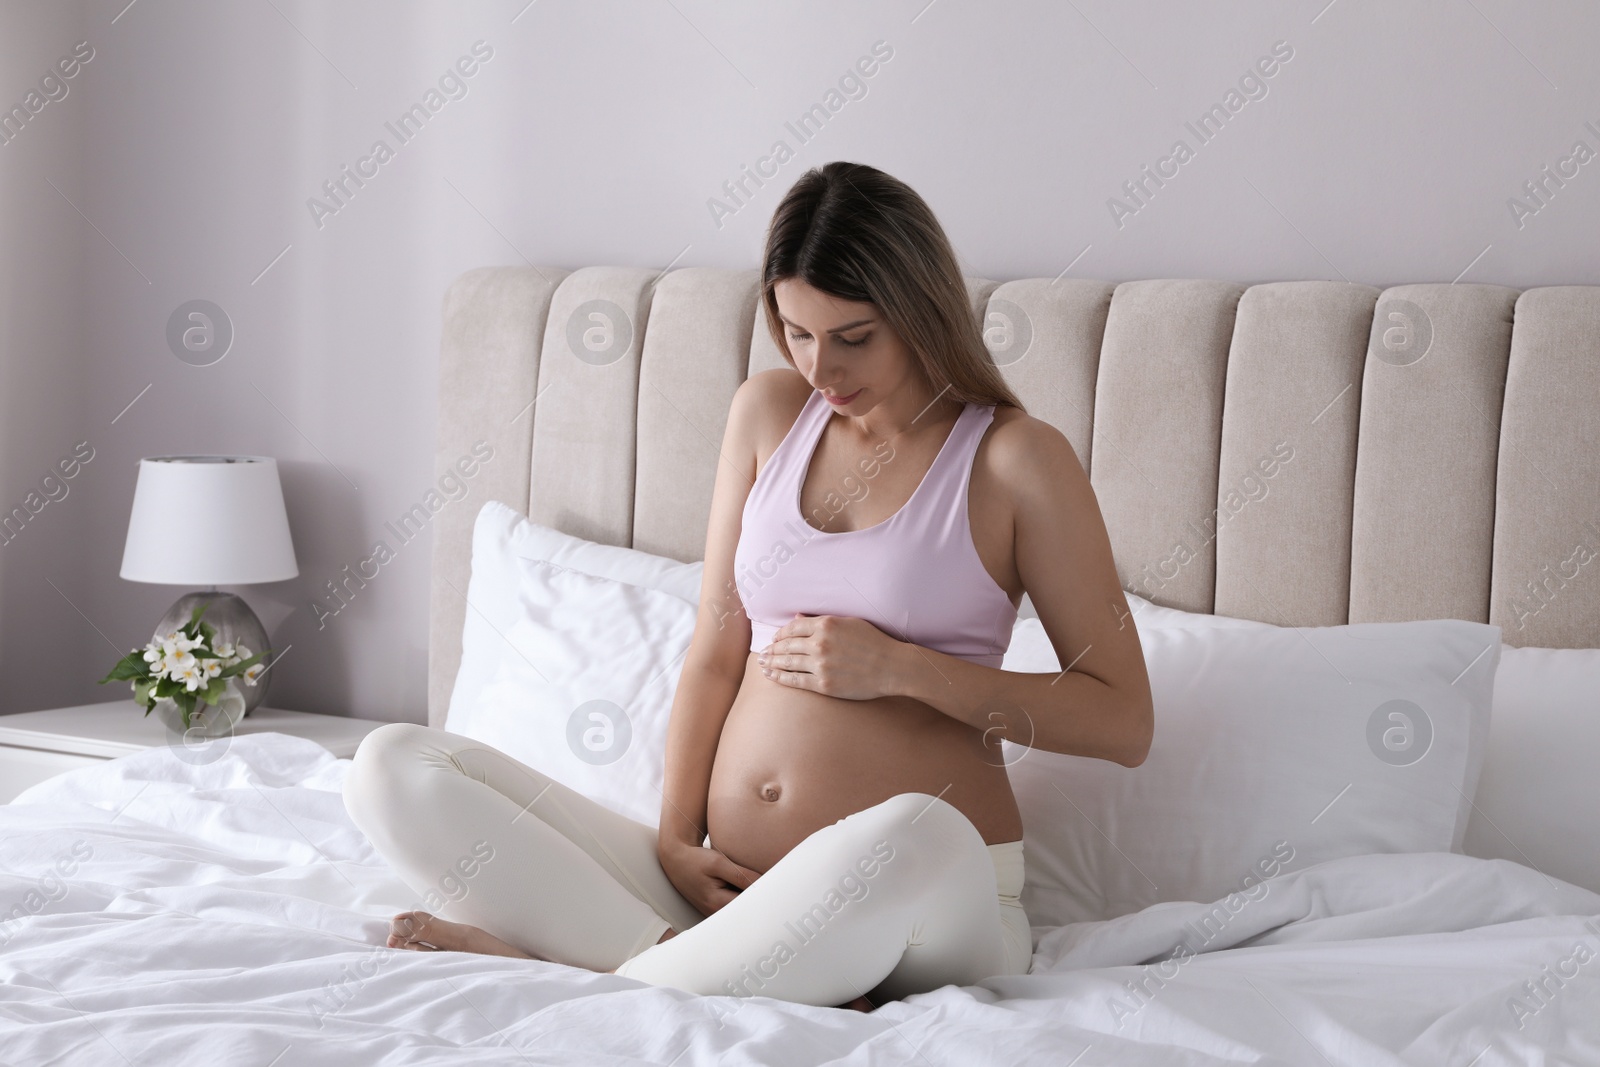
[342, 723, 1032, 1007]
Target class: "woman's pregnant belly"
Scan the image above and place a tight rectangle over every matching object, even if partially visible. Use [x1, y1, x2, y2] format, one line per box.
[705, 651, 1024, 875]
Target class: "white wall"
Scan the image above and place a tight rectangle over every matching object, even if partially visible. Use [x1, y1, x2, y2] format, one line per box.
[3, 0, 1596, 721]
[0, 0, 90, 715]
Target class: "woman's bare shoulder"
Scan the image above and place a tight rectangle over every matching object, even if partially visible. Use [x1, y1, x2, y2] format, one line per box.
[734, 367, 813, 463]
[979, 407, 1085, 496]
[739, 366, 812, 410]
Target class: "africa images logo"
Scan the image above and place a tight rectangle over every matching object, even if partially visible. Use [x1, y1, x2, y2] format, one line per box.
[305, 40, 494, 230]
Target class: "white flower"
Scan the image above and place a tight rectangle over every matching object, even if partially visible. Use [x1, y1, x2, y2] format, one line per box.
[214, 641, 235, 660]
[172, 661, 205, 691]
[202, 659, 222, 679]
[235, 644, 252, 661]
[158, 630, 200, 657]
[242, 662, 264, 686]
[163, 650, 197, 681]
[142, 639, 165, 665]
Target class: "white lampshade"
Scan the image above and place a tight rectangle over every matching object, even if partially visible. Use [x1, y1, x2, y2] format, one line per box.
[120, 456, 299, 585]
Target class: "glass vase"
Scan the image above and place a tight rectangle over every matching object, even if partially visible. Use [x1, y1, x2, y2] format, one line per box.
[153, 679, 247, 739]
[152, 591, 272, 715]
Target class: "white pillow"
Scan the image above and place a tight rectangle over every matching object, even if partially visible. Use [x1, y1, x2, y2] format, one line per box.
[1000, 606, 1500, 927]
[1462, 644, 1600, 896]
[1104, 593, 1600, 898]
[1121, 591, 1262, 630]
[465, 499, 704, 604]
[445, 501, 702, 827]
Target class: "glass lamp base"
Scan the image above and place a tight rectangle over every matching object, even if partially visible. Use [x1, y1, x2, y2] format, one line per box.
[152, 591, 273, 715]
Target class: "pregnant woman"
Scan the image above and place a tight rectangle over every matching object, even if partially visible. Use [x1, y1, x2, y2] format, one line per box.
[343, 161, 1153, 1010]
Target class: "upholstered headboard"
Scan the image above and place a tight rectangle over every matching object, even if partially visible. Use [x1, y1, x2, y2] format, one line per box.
[427, 266, 1600, 727]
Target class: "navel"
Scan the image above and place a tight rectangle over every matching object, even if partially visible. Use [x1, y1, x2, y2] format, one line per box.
[759, 782, 782, 802]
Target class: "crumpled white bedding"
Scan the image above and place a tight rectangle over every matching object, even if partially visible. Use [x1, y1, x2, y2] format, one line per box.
[1, 732, 1596, 1066]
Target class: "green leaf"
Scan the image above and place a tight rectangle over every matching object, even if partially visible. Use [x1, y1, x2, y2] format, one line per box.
[179, 603, 214, 645]
[198, 677, 227, 707]
[99, 652, 149, 684]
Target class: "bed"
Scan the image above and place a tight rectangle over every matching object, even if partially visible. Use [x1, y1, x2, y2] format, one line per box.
[3, 267, 1598, 1064]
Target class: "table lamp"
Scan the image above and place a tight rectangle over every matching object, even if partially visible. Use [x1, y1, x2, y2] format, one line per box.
[119, 455, 298, 714]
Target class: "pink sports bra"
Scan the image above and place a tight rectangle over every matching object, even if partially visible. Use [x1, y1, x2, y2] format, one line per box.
[733, 387, 1019, 668]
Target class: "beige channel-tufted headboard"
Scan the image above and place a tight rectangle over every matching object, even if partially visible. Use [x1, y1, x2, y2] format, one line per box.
[426, 267, 1600, 728]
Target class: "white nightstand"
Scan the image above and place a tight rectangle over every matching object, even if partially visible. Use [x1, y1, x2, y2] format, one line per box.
[0, 700, 385, 803]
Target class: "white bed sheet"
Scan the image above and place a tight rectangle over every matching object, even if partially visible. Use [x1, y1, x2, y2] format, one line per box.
[2, 733, 1597, 1066]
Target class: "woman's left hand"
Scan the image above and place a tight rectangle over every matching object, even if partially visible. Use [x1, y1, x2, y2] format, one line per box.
[759, 613, 904, 700]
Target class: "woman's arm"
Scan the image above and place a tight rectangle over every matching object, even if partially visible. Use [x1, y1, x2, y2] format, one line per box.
[887, 415, 1153, 766]
[656, 372, 793, 909]
[656, 663, 740, 848]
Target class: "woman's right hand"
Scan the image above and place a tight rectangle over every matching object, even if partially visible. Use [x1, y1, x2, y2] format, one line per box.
[659, 837, 758, 918]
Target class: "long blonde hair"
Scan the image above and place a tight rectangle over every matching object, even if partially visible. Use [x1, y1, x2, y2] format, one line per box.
[760, 161, 1025, 412]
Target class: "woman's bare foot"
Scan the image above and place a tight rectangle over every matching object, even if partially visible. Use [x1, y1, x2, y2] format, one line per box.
[388, 910, 542, 960]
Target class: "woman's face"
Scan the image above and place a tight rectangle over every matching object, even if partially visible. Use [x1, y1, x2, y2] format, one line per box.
[773, 278, 921, 413]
